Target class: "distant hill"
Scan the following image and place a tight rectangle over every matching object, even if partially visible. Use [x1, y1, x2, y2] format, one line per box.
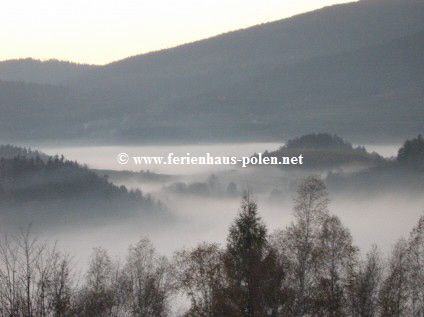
[251, 133, 424, 195]
[326, 135, 424, 194]
[396, 134, 424, 171]
[256, 133, 384, 169]
[1, 0, 423, 143]
[73, 0, 424, 91]
[0, 144, 50, 160]
[180, 31, 424, 141]
[0, 58, 97, 85]
[93, 169, 175, 184]
[0, 150, 165, 227]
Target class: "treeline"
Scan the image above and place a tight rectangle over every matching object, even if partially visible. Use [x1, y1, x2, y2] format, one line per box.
[397, 134, 424, 171]
[261, 133, 424, 171]
[0, 230, 171, 317]
[258, 133, 384, 169]
[0, 146, 146, 203]
[0, 58, 96, 85]
[326, 135, 424, 193]
[0, 155, 140, 202]
[255, 134, 424, 195]
[0, 154, 163, 225]
[0, 145, 49, 161]
[1, 176, 423, 316]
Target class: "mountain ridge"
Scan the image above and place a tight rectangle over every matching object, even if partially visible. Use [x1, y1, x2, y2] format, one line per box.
[0, 58, 97, 85]
[0, 0, 423, 143]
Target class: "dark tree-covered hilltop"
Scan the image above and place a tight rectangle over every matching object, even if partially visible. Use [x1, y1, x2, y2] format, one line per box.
[258, 133, 384, 169]
[250, 134, 424, 196]
[0, 149, 165, 227]
[397, 134, 424, 171]
[0, 58, 97, 85]
[0, 144, 50, 161]
[325, 135, 424, 193]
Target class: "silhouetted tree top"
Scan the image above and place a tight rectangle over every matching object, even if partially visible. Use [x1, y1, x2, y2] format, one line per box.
[226, 192, 267, 260]
[397, 135, 424, 168]
[259, 133, 383, 169]
[0, 149, 163, 225]
[0, 144, 49, 161]
[286, 133, 356, 150]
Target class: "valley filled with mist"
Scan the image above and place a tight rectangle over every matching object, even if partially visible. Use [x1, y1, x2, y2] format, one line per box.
[1, 0, 423, 315]
[1, 133, 423, 315]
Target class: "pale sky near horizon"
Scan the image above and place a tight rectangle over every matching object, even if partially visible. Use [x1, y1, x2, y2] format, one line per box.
[1, 0, 356, 65]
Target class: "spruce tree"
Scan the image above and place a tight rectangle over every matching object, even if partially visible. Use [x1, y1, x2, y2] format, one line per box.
[225, 191, 267, 317]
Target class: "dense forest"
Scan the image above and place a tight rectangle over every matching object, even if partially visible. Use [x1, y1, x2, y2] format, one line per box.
[156, 134, 424, 200]
[251, 134, 424, 195]
[0, 176, 422, 316]
[257, 133, 384, 169]
[324, 135, 424, 193]
[0, 146, 165, 226]
[0, 58, 97, 85]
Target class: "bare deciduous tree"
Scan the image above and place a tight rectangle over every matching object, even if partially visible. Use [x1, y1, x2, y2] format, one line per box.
[284, 176, 329, 317]
[0, 227, 74, 317]
[379, 239, 410, 317]
[121, 238, 171, 317]
[351, 245, 382, 317]
[173, 242, 226, 317]
[313, 214, 358, 317]
[76, 247, 116, 317]
[407, 215, 424, 317]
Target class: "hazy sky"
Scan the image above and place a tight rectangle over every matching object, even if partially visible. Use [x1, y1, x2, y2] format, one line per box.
[2, 0, 356, 65]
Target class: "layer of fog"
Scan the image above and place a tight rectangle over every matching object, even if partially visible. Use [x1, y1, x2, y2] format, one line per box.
[31, 142, 422, 270]
[39, 142, 282, 174]
[47, 183, 424, 270]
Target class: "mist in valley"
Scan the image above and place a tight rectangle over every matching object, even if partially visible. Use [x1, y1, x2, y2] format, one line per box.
[2, 0, 424, 314]
[2, 138, 419, 309]
[1, 136, 423, 316]
[14, 140, 420, 265]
